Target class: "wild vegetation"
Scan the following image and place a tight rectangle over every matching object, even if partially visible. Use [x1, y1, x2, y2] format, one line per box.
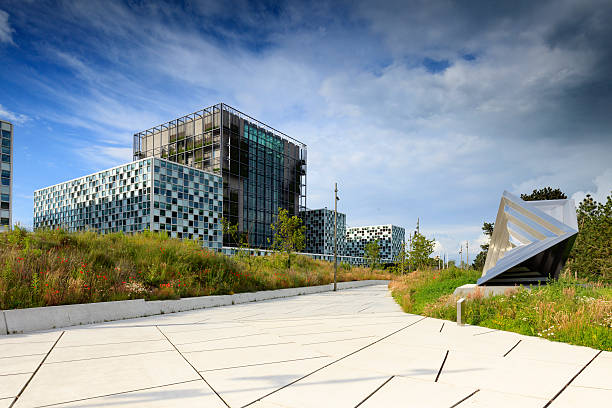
[390, 268, 612, 350]
[0, 227, 391, 310]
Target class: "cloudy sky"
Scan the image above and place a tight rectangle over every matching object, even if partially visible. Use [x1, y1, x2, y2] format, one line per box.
[1, 0, 611, 261]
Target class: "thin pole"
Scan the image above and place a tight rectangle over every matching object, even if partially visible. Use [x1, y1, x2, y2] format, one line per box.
[459, 245, 463, 269]
[466, 241, 469, 270]
[334, 182, 338, 292]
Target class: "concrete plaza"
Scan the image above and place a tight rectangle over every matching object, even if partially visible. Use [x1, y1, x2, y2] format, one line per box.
[0, 284, 610, 407]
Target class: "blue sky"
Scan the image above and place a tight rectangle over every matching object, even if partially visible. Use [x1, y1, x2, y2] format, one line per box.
[1, 0, 611, 262]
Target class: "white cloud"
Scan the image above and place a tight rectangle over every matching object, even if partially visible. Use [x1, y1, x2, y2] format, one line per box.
[571, 168, 612, 205]
[74, 145, 133, 169]
[0, 10, 14, 44]
[0, 104, 28, 124]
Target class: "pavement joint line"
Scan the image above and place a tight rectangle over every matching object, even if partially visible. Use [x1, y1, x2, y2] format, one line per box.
[357, 305, 372, 313]
[199, 356, 329, 372]
[543, 350, 603, 408]
[155, 325, 231, 408]
[241, 316, 428, 407]
[301, 335, 378, 345]
[435, 350, 450, 382]
[440, 322, 445, 333]
[44, 349, 176, 365]
[0, 353, 48, 360]
[281, 330, 349, 337]
[27, 379, 202, 408]
[181, 341, 295, 354]
[473, 329, 498, 336]
[354, 375, 395, 408]
[55, 338, 167, 349]
[0, 372, 35, 377]
[449, 389, 480, 407]
[174, 332, 268, 346]
[9, 331, 65, 408]
[503, 340, 522, 357]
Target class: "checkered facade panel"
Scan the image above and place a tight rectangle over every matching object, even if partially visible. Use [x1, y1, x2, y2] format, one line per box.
[33, 158, 223, 250]
[0, 120, 12, 232]
[301, 208, 347, 255]
[346, 224, 406, 262]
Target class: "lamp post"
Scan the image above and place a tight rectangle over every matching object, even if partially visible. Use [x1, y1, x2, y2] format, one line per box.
[334, 182, 338, 291]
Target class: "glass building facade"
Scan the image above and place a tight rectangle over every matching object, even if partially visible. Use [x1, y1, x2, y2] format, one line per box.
[33, 158, 223, 249]
[346, 224, 406, 262]
[133, 103, 307, 249]
[0, 120, 12, 232]
[301, 208, 347, 255]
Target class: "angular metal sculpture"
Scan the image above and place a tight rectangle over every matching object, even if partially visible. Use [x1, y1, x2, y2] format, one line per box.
[478, 191, 578, 286]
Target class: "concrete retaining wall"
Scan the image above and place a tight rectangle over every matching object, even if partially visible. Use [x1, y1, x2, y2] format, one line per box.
[0, 280, 389, 335]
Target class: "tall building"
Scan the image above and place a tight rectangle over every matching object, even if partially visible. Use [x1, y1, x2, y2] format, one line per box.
[346, 224, 406, 262]
[33, 158, 223, 249]
[133, 103, 307, 249]
[0, 120, 12, 232]
[301, 208, 346, 255]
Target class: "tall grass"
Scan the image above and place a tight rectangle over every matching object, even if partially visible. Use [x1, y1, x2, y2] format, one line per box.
[390, 268, 612, 351]
[0, 227, 391, 310]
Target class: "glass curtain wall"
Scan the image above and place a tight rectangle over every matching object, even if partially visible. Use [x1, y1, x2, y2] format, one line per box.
[134, 103, 307, 249]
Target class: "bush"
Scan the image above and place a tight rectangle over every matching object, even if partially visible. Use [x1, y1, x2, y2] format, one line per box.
[0, 229, 392, 309]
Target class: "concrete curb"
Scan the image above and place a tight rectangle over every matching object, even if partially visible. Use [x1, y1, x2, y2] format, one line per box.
[0, 280, 389, 335]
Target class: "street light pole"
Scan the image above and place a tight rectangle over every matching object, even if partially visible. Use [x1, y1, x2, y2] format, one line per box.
[334, 182, 338, 292]
[466, 241, 469, 270]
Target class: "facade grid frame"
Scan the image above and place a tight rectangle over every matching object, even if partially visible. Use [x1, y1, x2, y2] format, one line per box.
[0, 120, 12, 232]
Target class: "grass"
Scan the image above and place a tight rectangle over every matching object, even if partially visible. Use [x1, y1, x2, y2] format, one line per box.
[390, 268, 612, 351]
[0, 227, 392, 310]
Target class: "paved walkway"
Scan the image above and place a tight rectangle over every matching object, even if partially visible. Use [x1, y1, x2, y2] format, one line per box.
[0, 284, 610, 407]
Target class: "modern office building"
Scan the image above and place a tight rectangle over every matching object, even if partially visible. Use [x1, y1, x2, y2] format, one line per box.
[133, 103, 307, 249]
[301, 208, 347, 255]
[0, 120, 12, 232]
[33, 158, 223, 249]
[346, 224, 406, 262]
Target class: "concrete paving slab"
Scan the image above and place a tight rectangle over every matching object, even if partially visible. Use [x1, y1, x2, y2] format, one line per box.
[12, 350, 200, 408]
[0, 373, 29, 399]
[301, 336, 379, 358]
[548, 385, 612, 407]
[0, 341, 54, 359]
[58, 325, 165, 347]
[438, 349, 584, 400]
[0, 354, 44, 376]
[202, 357, 335, 407]
[459, 389, 547, 407]
[572, 353, 612, 390]
[0, 397, 15, 408]
[265, 362, 390, 408]
[183, 342, 326, 371]
[176, 332, 283, 353]
[0, 284, 608, 408]
[358, 375, 477, 408]
[339, 342, 447, 381]
[49, 380, 227, 408]
[46, 338, 174, 363]
[509, 336, 600, 365]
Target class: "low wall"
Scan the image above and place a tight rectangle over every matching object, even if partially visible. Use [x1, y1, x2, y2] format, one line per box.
[0, 280, 390, 335]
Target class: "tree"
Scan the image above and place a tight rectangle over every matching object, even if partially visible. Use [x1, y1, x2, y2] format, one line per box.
[364, 240, 381, 270]
[393, 242, 409, 274]
[521, 187, 567, 201]
[408, 232, 435, 270]
[270, 208, 306, 263]
[565, 193, 612, 282]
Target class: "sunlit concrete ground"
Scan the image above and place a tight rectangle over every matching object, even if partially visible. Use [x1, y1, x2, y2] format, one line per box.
[1, 284, 610, 408]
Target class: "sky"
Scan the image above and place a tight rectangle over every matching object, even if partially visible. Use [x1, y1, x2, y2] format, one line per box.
[1, 0, 611, 262]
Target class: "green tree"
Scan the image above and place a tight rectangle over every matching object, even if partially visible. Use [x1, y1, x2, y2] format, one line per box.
[566, 193, 612, 282]
[270, 208, 305, 268]
[408, 232, 435, 270]
[393, 242, 409, 274]
[521, 187, 567, 201]
[364, 240, 381, 270]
